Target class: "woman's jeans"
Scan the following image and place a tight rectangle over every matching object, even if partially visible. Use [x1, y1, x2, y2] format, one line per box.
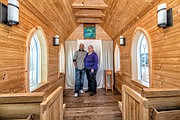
[75, 68, 85, 93]
[86, 69, 98, 94]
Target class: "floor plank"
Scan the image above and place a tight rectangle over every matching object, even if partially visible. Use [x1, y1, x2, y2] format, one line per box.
[63, 89, 122, 120]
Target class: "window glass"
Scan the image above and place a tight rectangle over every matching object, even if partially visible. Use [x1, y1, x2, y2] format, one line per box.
[137, 34, 149, 86]
[29, 34, 41, 87]
[115, 44, 120, 72]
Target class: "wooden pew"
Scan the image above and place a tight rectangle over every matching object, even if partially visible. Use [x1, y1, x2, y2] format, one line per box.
[2, 114, 35, 120]
[0, 87, 63, 120]
[121, 85, 180, 120]
[122, 85, 149, 120]
[0, 92, 46, 119]
[115, 72, 148, 94]
[40, 87, 63, 120]
[142, 88, 180, 120]
[32, 73, 65, 96]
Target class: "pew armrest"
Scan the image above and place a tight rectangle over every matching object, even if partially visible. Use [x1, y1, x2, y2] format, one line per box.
[40, 87, 63, 120]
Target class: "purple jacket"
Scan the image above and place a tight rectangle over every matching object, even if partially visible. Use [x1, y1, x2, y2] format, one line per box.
[84, 52, 98, 70]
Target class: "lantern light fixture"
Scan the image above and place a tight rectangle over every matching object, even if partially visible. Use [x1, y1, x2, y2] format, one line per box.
[157, 3, 173, 28]
[53, 35, 60, 46]
[120, 36, 126, 46]
[8, 0, 19, 25]
[0, 3, 7, 24]
[0, 0, 19, 26]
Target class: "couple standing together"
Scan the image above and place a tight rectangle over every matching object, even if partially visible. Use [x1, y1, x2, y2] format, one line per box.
[73, 43, 98, 97]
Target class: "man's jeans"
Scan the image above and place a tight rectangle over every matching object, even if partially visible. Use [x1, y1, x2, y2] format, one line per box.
[75, 68, 85, 93]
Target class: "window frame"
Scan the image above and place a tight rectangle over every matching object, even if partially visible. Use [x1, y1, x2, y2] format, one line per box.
[131, 27, 152, 87]
[26, 27, 48, 92]
[114, 44, 121, 72]
[137, 33, 149, 86]
[59, 43, 65, 75]
[29, 33, 41, 87]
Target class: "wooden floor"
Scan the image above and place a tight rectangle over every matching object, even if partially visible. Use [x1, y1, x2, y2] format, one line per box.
[63, 89, 122, 120]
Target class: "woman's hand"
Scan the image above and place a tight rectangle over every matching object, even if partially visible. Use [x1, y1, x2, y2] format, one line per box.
[91, 69, 94, 73]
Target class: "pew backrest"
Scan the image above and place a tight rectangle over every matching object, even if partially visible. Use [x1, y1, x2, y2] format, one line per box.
[142, 88, 180, 110]
[122, 85, 149, 120]
[0, 87, 63, 120]
[40, 87, 63, 120]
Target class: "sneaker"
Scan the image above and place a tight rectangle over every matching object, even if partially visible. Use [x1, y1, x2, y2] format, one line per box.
[80, 90, 84, 94]
[74, 93, 79, 98]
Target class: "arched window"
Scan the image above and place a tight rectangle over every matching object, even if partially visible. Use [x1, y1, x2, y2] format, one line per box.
[114, 44, 120, 72]
[131, 28, 151, 87]
[137, 34, 149, 86]
[27, 27, 48, 92]
[29, 33, 41, 86]
[59, 43, 65, 74]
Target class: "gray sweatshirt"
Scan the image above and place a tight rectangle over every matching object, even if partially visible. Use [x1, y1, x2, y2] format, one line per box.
[73, 50, 87, 70]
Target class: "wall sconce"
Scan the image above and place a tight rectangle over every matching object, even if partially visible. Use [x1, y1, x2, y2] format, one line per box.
[53, 35, 59, 46]
[120, 36, 126, 46]
[8, 0, 19, 25]
[157, 3, 173, 28]
[0, 3, 8, 24]
[0, 0, 19, 26]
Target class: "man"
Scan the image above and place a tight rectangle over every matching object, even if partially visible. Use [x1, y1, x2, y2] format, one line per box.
[73, 43, 87, 97]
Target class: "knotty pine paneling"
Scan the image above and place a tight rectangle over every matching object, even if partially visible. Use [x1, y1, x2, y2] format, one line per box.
[102, 0, 162, 39]
[114, 0, 180, 89]
[0, 0, 77, 93]
[66, 24, 112, 40]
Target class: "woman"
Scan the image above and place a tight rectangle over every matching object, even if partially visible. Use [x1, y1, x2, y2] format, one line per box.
[84, 45, 98, 96]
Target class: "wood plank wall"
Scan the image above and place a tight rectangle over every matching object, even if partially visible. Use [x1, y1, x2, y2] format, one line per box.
[66, 24, 112, 40]
[114, 0, 180, 89]
[102, 0, 158, 39]
[0, 0, 77, 93]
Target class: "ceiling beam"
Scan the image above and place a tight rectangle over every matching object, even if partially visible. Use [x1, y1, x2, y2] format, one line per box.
[72, 0, 108, 9]
[77, 18, 102, 24]
[75, 10, 105, 18]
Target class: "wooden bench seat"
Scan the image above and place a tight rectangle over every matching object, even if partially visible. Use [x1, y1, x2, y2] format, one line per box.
[0, 87, 63, 120]
[2, 113, 35, 120]
[121, 85, 180, 120]
[142, 88, 180, 111]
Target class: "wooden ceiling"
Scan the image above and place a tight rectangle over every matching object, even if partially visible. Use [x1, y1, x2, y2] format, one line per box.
[72, 0, 108, 9]
[101, 0, 161, 39]
[72, 0, 108, 24]
[71, 0, 160, 40]
[74, 10, 105, 18]
[19, 0, 78, 41]
[19, 0, 160, 40]
[77, 18, 103, 24]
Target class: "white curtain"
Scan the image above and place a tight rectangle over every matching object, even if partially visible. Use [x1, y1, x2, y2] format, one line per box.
[102, 41, 114, 70]
[102, 41, 114, 87]
[65, 40, 113, 89]
[65, 41, 77, 89]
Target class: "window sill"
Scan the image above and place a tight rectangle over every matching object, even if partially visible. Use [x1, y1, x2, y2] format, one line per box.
[131, 80, 149, 88]
[30, 83, 46, 92]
